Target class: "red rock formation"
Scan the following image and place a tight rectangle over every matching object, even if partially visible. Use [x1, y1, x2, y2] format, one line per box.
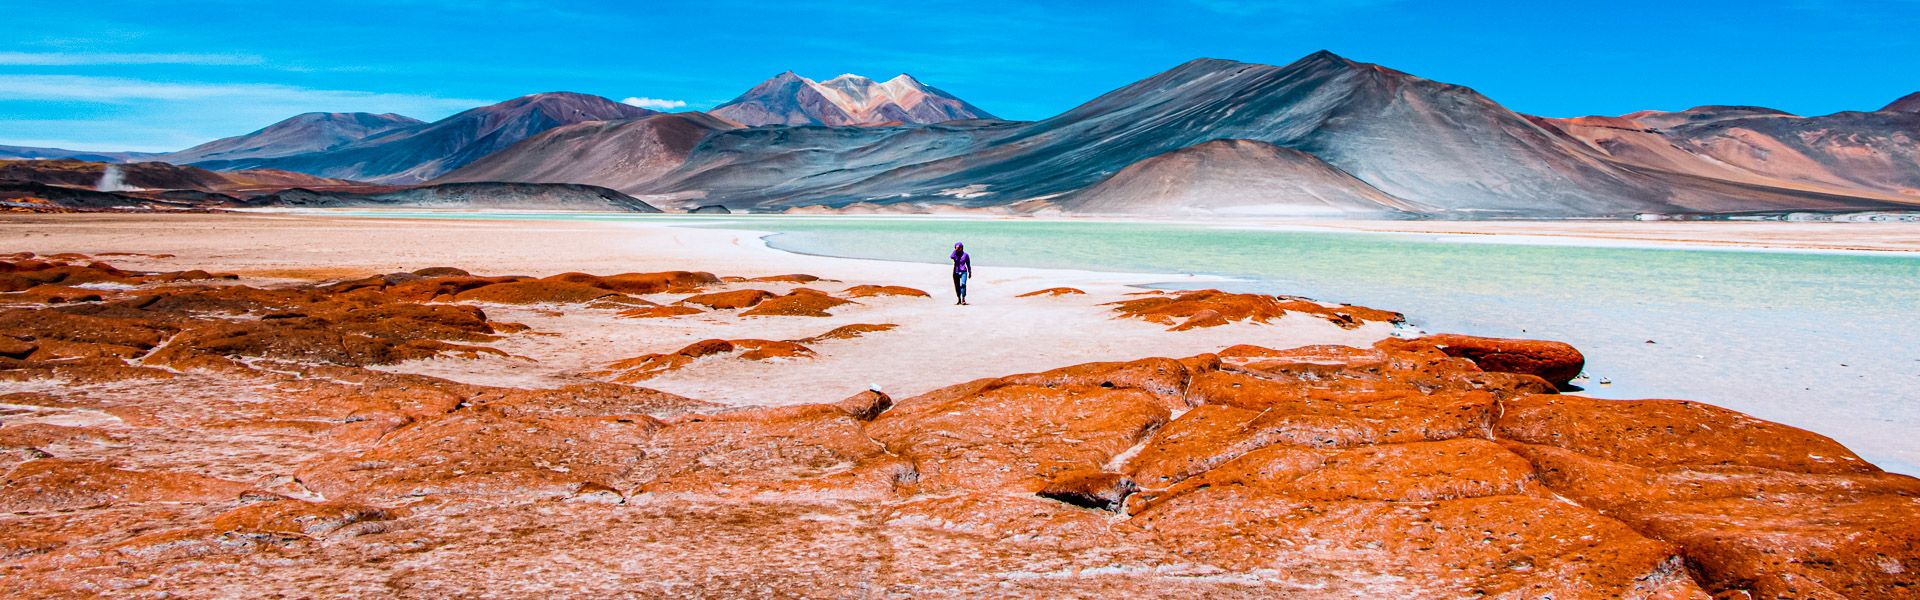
[451, 280, 630, 304]
[1018, 287, 1087, 297]
[1381, 334, 1585, 388]
[2, 257, 1911, 598]
[0, 459, 252, 512]
[740, 288, 856, 317]
[1109, 289, 1402, 331]
[744, 273, 826, 283]
[617, 305, 704, 318]
[791, 323, 897, 343]
[677, 288, 775, 309]
[599, 338, 816, 382]
[842, 284, 930, 298]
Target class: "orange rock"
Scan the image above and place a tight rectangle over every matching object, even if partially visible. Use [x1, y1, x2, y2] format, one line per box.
[595, 271, 721, 294]
[740, 289, 855, 317]
[791, 323, 897, 343]
[453, 280, 625, 304]
[4, 285, 103, 304]
[1037, 469, 1138, 511]
[842, 285, 930, 298]
[0, 335, 35, 359]
[834, 389, 893, 420]
[207, 498, 389, 538]
[617, 305, 705, 318]
[410, 266, 471, 277]
[1133, 489, 1701, 598]
[1381, 334, 1585, 388]
[602, 339, 815, 382]
[1275, 297, 1407, 329]
[470, 382, 717, 419]
[0, 459, 252, 512]
[638, 406, 907, 500]
[678, 288, 775, 309]
[745, 274, 825, 283]
[1496, 394, 1920, 597]
[869, 359, 1180, 493]
[1018, 287, 1086, 297]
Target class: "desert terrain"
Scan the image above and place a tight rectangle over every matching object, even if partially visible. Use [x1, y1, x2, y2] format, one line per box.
[0, 213, 1915, 597]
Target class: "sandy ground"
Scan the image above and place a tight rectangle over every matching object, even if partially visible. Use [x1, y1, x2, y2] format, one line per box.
[0, 212, 1395, 405]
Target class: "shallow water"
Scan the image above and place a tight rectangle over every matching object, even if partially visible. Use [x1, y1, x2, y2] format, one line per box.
[339, 213, 1920, 475]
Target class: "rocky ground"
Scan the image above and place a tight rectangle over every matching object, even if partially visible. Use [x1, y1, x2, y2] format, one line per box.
[1, 252, 1916, 598]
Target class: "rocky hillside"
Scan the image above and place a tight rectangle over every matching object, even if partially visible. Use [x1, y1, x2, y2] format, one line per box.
[242, 182, 661, 212]
[435, 112, 738, 199]
[1061, 139, 1429, 216]
[158, 112, 423, 164]
[187, 93, 657, 183]
[1540, 97, 1920, 201]
[711, 71, 994, 126]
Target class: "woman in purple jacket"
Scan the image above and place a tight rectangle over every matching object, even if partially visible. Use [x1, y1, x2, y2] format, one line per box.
[950, 242, 971, 305]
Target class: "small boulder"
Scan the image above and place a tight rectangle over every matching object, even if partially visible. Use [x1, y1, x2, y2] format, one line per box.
[411, 266, 472, 278]
[1380, 334, 1585, 388]
[835, 389, 893, 421]
[1038, 470, 1139, 511]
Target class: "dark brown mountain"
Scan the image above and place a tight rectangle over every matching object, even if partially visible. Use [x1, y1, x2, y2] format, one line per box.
[188, 93, 656, 183]
[435, 112, 737, 200]
[159, 112, 423, 164]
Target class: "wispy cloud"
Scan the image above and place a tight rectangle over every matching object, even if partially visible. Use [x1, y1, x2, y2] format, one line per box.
[0, 52, 264, 66]
[621, 97, 686, 110]
[0, 76, 490, 152]
[0, 74, 486, 109]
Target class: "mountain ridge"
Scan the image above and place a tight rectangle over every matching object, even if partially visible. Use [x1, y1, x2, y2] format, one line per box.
[710, 71, 993, 126]
[186, 92, 656, 183]
[159, 112, 424, 164]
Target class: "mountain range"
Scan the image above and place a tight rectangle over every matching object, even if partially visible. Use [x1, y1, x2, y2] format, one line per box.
[710, 72, 995, 127]
[174, 93, 658, 183]
[8, 52, 1918, 218]
[158, 112, 423, 164]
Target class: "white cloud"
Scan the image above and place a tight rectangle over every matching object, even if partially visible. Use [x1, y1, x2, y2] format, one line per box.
[0, 74, 486, 109]
[622, 96, 687, 110]
[0, 52, 265, 66]
[0, 76, 491, 152]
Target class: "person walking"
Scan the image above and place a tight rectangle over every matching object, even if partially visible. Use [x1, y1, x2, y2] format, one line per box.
[950, 242, 971, 305]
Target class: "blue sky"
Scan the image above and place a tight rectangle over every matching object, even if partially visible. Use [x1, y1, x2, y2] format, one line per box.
[2, 0, 1916, 152]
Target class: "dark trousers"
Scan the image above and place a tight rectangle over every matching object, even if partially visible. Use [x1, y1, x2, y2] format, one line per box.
[952, 272, 968, 300]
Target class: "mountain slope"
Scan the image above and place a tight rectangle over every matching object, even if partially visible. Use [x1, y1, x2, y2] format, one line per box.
[1536, 109, 1920, 201]
[435, 112, 737, 197]
[0, 145, 160, 163]
[0, 159, 364, 192]
[711, 72, 993, 126]
[1061, 139, 1427, 216]
[243, 182, 661, 212]
[189, 93, 657, 183]
[1657, 110, 1920, 198]
[159, 112, 422, 164]
[1879, 92, 1920, 113]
